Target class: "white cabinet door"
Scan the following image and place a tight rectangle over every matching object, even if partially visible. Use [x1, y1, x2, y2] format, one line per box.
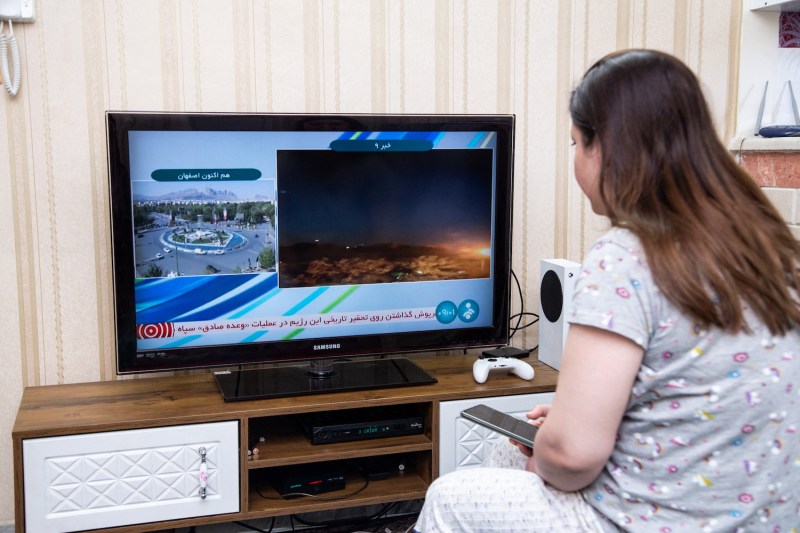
[438, 393, 555, 476]
[23, 420, 239, 533]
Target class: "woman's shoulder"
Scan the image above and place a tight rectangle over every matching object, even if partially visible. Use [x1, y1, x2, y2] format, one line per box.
[580, 227, 654, 285]
[587, 227, 645, 258]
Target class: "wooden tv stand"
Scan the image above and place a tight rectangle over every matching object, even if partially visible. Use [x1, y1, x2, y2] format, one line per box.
[12, 354, 558, 533]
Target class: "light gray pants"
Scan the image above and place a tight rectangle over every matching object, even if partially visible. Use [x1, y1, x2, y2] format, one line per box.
[414, 440, 611, 532]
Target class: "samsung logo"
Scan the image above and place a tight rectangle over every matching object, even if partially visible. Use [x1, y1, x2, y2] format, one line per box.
[313, 343, 341, 351]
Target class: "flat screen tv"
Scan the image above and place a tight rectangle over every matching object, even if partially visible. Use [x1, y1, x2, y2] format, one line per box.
[106, 112, 514, 400]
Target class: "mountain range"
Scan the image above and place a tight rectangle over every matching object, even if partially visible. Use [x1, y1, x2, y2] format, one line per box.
[134, 187, 270, 203]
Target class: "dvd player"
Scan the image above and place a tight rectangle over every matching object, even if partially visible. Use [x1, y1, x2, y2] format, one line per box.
[303, 406, 424, 444]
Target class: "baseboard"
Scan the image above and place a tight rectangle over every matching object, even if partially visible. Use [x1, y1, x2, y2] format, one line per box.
[2, 497, 422, 532]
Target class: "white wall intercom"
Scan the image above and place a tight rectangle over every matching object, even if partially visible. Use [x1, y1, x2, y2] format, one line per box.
[0, 0, 35, 22]
[0, 0, 33, 97]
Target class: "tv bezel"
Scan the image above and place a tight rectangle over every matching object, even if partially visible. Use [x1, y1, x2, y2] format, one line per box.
[107, 111, 515, 375]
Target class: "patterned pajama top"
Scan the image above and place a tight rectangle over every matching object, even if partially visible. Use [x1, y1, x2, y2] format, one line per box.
[572, 228, 800, 532]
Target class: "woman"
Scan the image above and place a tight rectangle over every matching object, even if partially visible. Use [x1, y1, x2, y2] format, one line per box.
[414, 49, 800, 532]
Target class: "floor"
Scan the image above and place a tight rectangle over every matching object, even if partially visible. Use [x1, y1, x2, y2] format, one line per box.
[169, 501, 422, 533]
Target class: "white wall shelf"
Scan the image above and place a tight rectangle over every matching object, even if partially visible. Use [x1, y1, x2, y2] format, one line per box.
[750, 0, 800, 11]
[729, 135, 800, 151]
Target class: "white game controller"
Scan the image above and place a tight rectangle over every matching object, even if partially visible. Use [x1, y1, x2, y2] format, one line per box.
[472, 357, 535, 384]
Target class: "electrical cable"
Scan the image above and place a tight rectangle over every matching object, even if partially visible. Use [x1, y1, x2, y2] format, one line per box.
[232, 518, 275, 533]
[508, 269, 538, 340]
[253, 465, 418, 532]
[0, 20, 21, 96]
[510, 312, 539, 331]
[291, 501, 396, 528]
[337, 512, 420, 533]
[299, 511, 421, 533]
[510, 269, 524, 336]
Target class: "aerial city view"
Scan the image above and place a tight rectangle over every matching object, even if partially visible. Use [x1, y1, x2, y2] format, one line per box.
[133, 183, 275, 278]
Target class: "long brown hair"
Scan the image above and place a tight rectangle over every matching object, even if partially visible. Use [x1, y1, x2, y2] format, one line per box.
[569, 49, 800, 335]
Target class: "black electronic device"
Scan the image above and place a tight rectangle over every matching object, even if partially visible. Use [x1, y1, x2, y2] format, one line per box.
[353, 454, 417, 480]
[269, 463, 347, 499]
[480, 346, 531, 359]
[105, 112, 515, 401]
[460, 404, 537, 448]
[302, 406, 424, 445]
[215, 358, 436, 402]
[758, 125, 800, 137]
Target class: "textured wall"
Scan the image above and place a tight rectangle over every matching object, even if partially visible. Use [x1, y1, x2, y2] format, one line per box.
[0, 0, 742, 524]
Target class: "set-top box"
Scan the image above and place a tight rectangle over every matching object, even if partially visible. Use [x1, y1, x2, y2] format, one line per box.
[302, 406, 424, 445]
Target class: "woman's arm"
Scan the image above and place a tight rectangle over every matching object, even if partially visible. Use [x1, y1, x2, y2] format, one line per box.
[531, 323, 644, 491]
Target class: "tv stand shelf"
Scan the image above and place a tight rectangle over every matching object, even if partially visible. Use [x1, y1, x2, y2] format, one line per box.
[12, 355, 558, 533]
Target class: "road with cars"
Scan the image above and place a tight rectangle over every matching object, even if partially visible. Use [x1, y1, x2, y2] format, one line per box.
[135, 219, 276, 277]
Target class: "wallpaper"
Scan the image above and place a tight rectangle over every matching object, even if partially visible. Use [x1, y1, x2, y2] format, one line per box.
[0, 0, 741, 524]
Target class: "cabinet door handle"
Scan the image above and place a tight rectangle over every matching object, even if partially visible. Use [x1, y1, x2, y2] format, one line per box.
[198, 446, 208, 499]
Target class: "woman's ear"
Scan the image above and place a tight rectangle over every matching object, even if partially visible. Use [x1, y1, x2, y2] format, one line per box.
[587, 138, 602, 161]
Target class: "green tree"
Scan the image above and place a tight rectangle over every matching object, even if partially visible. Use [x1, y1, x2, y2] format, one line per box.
[143, 264, 163, 278]
[264, 202, 275, 226]
[133, 206, 154, 228]
[258, 247, 276, 270]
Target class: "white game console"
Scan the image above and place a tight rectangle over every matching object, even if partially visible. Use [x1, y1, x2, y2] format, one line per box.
[472, 357, 535, 384]
[539, 258, 580, 370]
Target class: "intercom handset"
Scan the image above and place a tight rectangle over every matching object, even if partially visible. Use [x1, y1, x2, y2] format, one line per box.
[0, 20, 20, 96]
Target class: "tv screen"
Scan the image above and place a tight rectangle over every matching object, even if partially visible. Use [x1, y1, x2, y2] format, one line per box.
[107, 112, 514, 399]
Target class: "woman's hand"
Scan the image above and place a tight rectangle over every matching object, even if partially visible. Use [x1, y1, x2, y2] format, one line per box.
[510, 437, 533, 457]
[525, 452, 538, 473]
[526, 404, 550, 428]
[510, 404, 551, 460]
